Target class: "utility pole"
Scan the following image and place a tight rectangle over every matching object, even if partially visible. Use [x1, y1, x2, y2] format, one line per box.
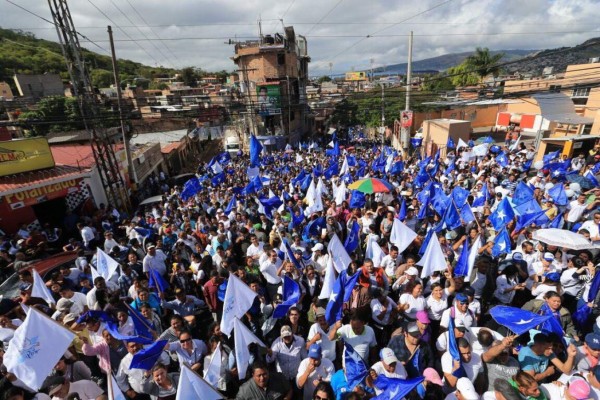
[381, 83, 385, 146]
[108, 25, 136, 187]
[402, 31, 414, 151]
[370, 58, 375, 82]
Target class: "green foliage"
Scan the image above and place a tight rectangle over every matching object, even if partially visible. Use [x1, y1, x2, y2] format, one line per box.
[447, 63, 480, 87]
[464, 47, 504, 80]
[18, 96, 84, 136]
[317, 76, 332, 84]
[89, 69, 113, 88]
[180, 67, 198, 87]
[420, 73, 455, 92]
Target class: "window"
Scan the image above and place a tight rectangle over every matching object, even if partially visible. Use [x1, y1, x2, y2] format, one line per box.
[277, 53, 285, 66]
[572, 87, 591, 97]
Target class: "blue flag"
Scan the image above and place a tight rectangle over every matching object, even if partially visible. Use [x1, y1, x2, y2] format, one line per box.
[130, 340, 168, 370]
[324, 162, 339, 179]
[418, 229, 434, 256]
[460, 203, 476, 224]
[181, 177, 202, 202]
[549, 213, 563, 229]
[211, 172, 226, 187]
[585, 171, 600, 187]
[495, 153, 509, 168]
[344, 221, 360, 254]
[513, 182, 535, 206]
[548, 183, 568, 206]
[390, 160, 404, 175]
[454, 238, 469, 278]
[104, 321, 154, 345]
[290, 207, 305, 228]
[488, 198, 515, 230]
[515, 210, 550, 231]
[126, 304, 155, 341]
[514, 199, 542, 216]
[148, 269, 169, 293]
[325, 271, 360, 326]
[349, 190, 366, 209]
[304, 217, 326, 238]
[543, 150, 561, 164]
[448, 315, 466, 378]
[472, 183, 489, 207]
[447, 136, 455, 149]
[224, 195, 237, 214]
[538, 303, 566, 345]
[216, 151, 231, 165]
[374, 376, 424, 400]
[134, 227, 153, 238]
[446, 159, 456, 174]
[443, 203, 462, 231]
[343, 340, 368, 390]
[490, 306, 550, 335]
[249, 135, 263, 168]
[523, 159, 533, 171]
[451, 187, 470, 208]
[573, 270, 600, 330]
[273, 276, 301, 319]
[492, 227, 511, 257]
[242, 175, 263, 196]
[347, 155, 357, 166]
[283, 239, 303, 270]
[293, 169, 306, 184]
[398, 198, 407, 221]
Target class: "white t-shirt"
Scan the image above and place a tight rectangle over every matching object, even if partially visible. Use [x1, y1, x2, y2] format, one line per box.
[336, 324, 377, 362]
[296, 357, 335, 400]
[246, 242, 264, 258]
[370, 361, 407, 395]
[426, 289, 451, 321]
[436, 330, 476, 353]
[370, 297, 398, 326]
[51, 380, 104, 400]
[399, 294, 426, 320]
[67, 291, 88, 316]
[308, 323, 336, 362]
[440, 307, 476, 329]
[441, 351, 483, 391]
[566, 200, 588, 223]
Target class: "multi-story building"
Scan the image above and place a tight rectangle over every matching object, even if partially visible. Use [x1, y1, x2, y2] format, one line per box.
[232, 26, 311, 145]
[13, 73, 64, 99]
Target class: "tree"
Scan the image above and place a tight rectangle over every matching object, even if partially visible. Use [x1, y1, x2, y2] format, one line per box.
[447, 63, 480, 87]
[180, 67, 198, 87]
[464, 47, 504, 81]
[89, 69, 113, 88]
[317, 76, 332, 84]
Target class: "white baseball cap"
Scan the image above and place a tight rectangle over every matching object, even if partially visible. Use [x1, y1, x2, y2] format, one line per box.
[311, 243, 324, 252]
[380, 347, 399, 365]
[457, 377, 479, 400]
[405, 267, 419, 276]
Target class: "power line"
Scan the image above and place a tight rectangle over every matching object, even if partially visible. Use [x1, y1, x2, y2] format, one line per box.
[107, 0, 174, 68]
[123, 0, 182, 66]
[305, 0, 345, 35]
[330, 0, 458, 61]
[4, 0, 110, 54]
[86, 0, 161, 66]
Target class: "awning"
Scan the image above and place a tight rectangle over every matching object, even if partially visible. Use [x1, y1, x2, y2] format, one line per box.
[532, 93, 594, 125]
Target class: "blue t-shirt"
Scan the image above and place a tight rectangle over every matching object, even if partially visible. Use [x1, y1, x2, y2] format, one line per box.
[518, 345, 555, 373]
[330, 370, 373, 400]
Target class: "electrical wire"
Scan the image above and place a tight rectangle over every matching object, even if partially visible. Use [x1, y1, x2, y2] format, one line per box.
[86, 0, 161, 66]
[305, 0, 345, 35]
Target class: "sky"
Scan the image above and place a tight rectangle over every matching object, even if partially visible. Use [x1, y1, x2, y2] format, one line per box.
[2, 0, 600, 76]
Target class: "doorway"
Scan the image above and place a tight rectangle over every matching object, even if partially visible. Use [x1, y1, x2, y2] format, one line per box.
[32, 197, 68, 228]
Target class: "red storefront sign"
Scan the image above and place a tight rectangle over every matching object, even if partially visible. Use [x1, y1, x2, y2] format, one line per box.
[4, 179, 82, 209]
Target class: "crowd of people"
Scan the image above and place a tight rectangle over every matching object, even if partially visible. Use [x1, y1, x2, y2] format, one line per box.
[1, 133, 600, 400]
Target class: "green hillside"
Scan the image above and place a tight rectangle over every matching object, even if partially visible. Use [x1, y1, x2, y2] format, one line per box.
[0, 27, 177, 89]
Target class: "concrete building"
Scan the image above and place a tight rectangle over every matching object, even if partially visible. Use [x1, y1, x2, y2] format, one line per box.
[232, 26, 311, 145]
[13, 73, 64, 99]
[0, 82, 14, 100]
[420, 119, 471, 157]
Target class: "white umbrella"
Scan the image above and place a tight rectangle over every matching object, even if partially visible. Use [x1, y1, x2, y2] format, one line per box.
[532, 228, 596, 250]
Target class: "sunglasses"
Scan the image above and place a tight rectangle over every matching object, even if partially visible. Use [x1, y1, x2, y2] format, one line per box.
[314, 396, 329, 400]
[180, 338, 192, 343]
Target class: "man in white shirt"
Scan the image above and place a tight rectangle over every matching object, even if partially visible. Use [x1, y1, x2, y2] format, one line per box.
[328, 311, 378, 365]
[260, 250, 282, 301]
[381, 246, 401, 279]
[77, 222, 95, 250]
[369, 347, 408, 396]
[103, 231, 119, 253]
[306, 308, 336, 362]
[116, 341, 170, 397]
[296, 344, 335, 400]
[580, 212, 600, 245]
[142, 243, 167, 277]
[441, 338, 483, 393]
[246, 234, 264, 260]
[566, 193, 600, 230]
[440, 294, 476, 330]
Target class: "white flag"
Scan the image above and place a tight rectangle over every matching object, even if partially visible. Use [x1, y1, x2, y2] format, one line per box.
[327, 234, 352, 273]
[316, 177, 329, 196]
[365, 237, 384, 268]
[96, 249, 120, 280]
[296, 153, 304, 163]
[319, 256, 336, 300]
[233, 317, 266, 379]
[340, 156, 349, 176]
[31, 269, 55, 306]
[328, 128, 336, 135]
[108, 372, 126, 400]
[389, 218, 417, 253]
[471, 143, 489, 157]
[334, 181, 346, 206]
[203, 344, 222, 389]
[268, 189, 276, 199]
[220, 274, 257, 336]
[305, 179, 316, 206]
[510, 135, 520, 152]
[465, 235, 483, 283]
[417, 232, 447, 278]
[385, 154, 394, 173]
[176, 364, 223, 400]
[211, 161, 223, 174]
[457, 138, 469, 149]
[4, 308, 75, 390]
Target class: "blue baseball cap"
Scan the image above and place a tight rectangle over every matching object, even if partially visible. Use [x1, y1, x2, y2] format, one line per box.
[586, 333, 600, 351]
[455, 293, 468, 303]
[308, 343, 322, 359]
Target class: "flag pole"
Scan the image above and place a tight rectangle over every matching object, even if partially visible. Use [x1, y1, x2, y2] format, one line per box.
[123, 302, 155, 333]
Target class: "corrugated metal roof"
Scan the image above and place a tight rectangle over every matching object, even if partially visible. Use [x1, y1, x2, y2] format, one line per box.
[532, 93, 594, 125]
[0, 165, 90, 195]
[160, 142, 182, 154]
[130, 129, 189, 147]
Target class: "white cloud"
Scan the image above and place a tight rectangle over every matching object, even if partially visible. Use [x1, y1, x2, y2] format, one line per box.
[2, 0, 600, 75]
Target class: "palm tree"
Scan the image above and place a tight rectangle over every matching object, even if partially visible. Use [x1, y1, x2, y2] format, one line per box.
[465, 47, 504, 82]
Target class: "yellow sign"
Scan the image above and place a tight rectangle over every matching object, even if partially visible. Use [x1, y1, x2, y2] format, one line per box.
[345, 72, 367, 81]
[0, 138, 55, 177]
